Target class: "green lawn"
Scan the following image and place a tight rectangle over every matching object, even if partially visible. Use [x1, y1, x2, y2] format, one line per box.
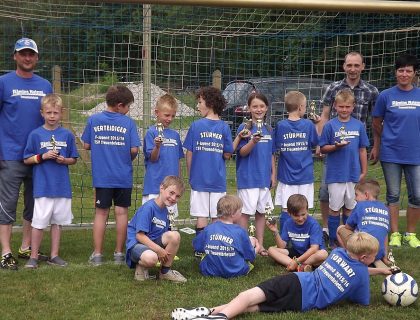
[2, 219, 419, 320]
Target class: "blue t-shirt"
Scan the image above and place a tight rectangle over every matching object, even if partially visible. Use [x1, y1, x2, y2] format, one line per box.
[0, 72, 52, 160]
[296, 248, 370, 311]
[81, 111, 141, 188]
[183, 118, 233, 192]
[346, 200, 389, 260]
[319, 117, 369, 184]
[193, 221, 256, 278]
[125, 199, 169, 268]
[274, 118, 318, 185]
[143, 126, 184, 195]
[24, 126, 79, 198]
[372, 85, 420, 165]
[236, 122, 273, 189]
[281, 215, 326, 255]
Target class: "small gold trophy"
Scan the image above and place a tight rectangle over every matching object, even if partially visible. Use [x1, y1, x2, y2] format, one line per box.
[50, 135, 59, 154]
[308, 100, 318, 120]
[156, 122, 164, 141]
[387, 249, 401, 274]
[338, 125, 347, 143]
[248, 221, 256, 237]
[265, 203, 276, 225]
[240, 117, 252, 137]
[253, 119, 263, 137]
[168, 207, 177, 231]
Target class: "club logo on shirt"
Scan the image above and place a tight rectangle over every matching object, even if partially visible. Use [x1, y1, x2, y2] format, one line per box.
[12, 89, 46, 100]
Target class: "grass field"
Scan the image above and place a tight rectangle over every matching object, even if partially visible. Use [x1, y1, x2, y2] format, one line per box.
[1, 219, 419, 320]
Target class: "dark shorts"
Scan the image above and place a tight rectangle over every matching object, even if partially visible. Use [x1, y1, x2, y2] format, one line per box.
[287, 247, 301, 259]
[0, 160, 34, 224]
[257, 273, 302, 313]
[95, 188, 132, 209]
[128, 236, 164, 263]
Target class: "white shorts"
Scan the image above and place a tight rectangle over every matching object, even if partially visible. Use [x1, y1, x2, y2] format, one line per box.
[237, 188, 273, 216]
[274, 182, 314, 209]
[328, 182, 356, 211]
[32, 197, 73, 229]
[142, 194, 178, 218]
[190, 190, 226, 218]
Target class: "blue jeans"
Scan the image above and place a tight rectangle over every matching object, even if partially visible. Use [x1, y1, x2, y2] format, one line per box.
[381, 162, 420, 208]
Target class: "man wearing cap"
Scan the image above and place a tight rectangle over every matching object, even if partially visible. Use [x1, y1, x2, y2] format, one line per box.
[0, 37, 53, 270]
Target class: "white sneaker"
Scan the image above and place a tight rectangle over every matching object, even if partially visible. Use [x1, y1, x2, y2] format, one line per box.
[171, 307, 210, 320]
[134, 264, 149, 281]
[159, 269, 187, 283]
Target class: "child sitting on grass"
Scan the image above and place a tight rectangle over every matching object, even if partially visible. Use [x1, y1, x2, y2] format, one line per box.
[193, 194, 258, 278]
[126, 175, 187, 283]
[266, 194, 328, 272]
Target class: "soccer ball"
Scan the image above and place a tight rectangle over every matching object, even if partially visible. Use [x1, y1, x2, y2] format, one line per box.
[382, 272, 418, 306]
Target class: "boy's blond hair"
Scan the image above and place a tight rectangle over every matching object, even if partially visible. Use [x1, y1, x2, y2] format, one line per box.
[217, 195, 243, 218]
[334, 89, 355, 104]
[355, 179, 380, 199]
[284, 91, 306, 113]
[346, 232, 379, 256]
[161, 175, 185, 195]
[41, 93, 63, 110]
[156, 94, 178, 111]
[286, 194, 308, 215]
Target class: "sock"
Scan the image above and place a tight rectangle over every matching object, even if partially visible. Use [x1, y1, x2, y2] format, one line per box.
[161, 266, 170, 274]
[342, 214, 349, 225]
[279, 211, 290, 234]
[328, 215, 340, 241]
[322, 227, 329, 235]
[195, 227, 204, 236]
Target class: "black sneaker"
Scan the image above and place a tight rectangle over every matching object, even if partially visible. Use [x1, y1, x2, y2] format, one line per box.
[1, 253, 18, 270]
[322, 231, 329, 247]
[194, 251, 204, 259]
[18, 247, 49, 261]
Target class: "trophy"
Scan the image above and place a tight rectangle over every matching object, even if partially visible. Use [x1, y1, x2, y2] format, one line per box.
[265, 203, 276, 225]
[253, 119, 264, 137]
[387, 249, 401, 274]
[308, 100, 318, 120]
[248, 221, 256, 237]
[50, 135, 59, 154]
[338, 125, 347, 143]
[168, 207, 177, 231]
[156, 122, 164, 141]
[240, 117, 252, 137]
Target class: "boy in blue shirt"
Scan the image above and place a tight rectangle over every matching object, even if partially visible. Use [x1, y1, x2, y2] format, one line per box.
[337, 179, 392, 275]
[23, 94, 79, 268]
[266, 194, 328, 272]
[193, 195, 257, 278]
[126, 176, 187, 282]
[320, 89, 369, 248]
[184, 87, 233, 242]
[142, 94, 184, 216]
[171, 232, 388, 320]
[82, 85, 141, 265]
[273, 91, 319, 233]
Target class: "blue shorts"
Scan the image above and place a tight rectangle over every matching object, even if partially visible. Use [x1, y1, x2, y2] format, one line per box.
[129, 236, 164, 263]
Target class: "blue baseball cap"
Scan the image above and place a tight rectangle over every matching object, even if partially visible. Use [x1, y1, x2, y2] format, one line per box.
[14, 38, 38, 53]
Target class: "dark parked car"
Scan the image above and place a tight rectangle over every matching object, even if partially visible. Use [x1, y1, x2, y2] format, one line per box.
[221, 77, 331, 136]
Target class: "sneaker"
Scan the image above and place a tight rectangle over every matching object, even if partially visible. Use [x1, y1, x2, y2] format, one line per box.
[113, 252, 125, 265]
[47, 256, 68, 267]
[0, 253, 18, 270]
[88, 252, 103, 266]
[303, 264, 313, 272]
[403, 233, 420, 248]
[329, 239, 339, 250]
[24, 258, 38, 269]
[194, 251, 204, 259]
[322, 230, 329, 247]
[192, 315, 228, 320]
[159, 269, 187, 283]
[18, 247, 49, 261]
[389, 232, 402, 247]
[171, 307, 210, 320]
[134, 264, 150, 281]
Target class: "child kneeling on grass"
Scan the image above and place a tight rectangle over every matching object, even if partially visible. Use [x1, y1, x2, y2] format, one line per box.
[126, 175, 187, 282]
[193, 194, 258, 278]
[171, 232, 387, 320]
[267, 194, 328, 272]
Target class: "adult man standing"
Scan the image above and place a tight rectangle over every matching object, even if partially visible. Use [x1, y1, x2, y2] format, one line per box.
[316, 52, 379, 246]
[0, 38, 53, 270]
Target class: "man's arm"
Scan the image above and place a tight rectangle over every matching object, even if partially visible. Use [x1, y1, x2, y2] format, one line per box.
[369, 117, 383, 164]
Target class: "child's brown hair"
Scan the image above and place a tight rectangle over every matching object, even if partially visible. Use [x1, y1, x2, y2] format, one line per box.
[286, 194, 308, 215]
[355, 179, 380, 199]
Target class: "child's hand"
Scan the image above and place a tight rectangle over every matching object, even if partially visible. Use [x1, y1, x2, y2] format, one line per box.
[238, 128, 251, 138]
[311, 114, 321, 123]
[265, 221, 278, 232]
[286, 259, 298, 271]
[251, 134, 262, 144]
[55, 155, 66, 164]
[154, 136, 163, 147]
[334, 140, 350, 148]
[42, 150, 59, 160]
[157, 247, 170, 264]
